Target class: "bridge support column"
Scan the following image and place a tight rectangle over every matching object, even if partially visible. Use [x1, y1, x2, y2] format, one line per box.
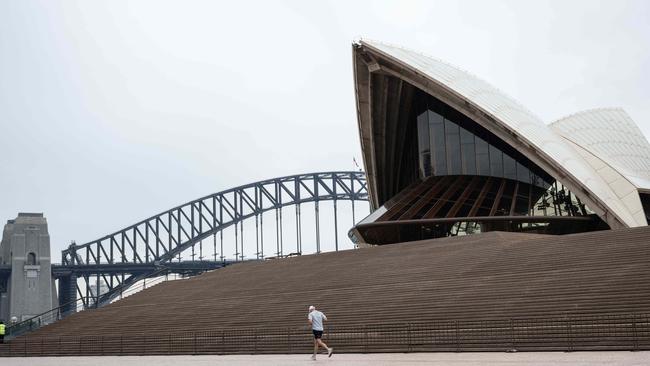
[57, 274, 77, 316]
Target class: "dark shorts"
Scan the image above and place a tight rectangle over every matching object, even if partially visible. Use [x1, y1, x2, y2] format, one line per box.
[312, 330, 323, 339]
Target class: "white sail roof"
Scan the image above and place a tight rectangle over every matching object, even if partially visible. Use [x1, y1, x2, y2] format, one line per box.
[550, 108, 650, 190]
[359, 39, 640, 228]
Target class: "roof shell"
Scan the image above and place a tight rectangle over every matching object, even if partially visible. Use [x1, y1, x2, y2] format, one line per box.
[356, 39, 641, 228]
[560, 136, 648, 226]
[550, 108, 650, 190]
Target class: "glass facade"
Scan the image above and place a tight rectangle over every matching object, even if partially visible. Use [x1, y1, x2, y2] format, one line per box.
[416, 106, 548, 189]
[412, 91, 595, 218]
[352, 78, 610, 246]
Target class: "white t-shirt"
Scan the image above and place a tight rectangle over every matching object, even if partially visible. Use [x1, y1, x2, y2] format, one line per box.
[308, 310, 327, 331]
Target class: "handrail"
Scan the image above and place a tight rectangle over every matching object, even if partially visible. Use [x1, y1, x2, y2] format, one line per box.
[5, 267, 183, 339]
[5, 297, 83, 337]
[1, 312, 647, 355]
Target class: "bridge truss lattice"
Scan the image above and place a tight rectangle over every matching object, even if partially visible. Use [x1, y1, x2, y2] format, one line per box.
[57, 171, 368, 307]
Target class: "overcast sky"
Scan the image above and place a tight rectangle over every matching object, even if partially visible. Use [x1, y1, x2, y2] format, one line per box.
[1, 0, 649, 259]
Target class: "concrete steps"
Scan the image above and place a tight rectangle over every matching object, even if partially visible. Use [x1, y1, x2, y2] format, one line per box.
[2, 227, 650, 355]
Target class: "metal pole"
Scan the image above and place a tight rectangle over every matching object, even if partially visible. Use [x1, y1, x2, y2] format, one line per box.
[407, 323, 412, 352]
[191, 205, 196, 261]
[279, 207, 284, 256]
[351, 176, 356, 224]
[83, 276, 89, 308]
[176, 210, 181, 262]
[364, 325, 368, 353]
[275, 208, 280, 256]
[566, 317, 572, 352]
[334, 199, 339, 251]
[295, 204, 301, 253]
[234, 222, 239, 262]
[167, 214, 172, 256]
[235, 193, 239, 261]
[240, 217, 244, 261]
[632, 314, 639, 351]
[510, 318, 515, 350]
[220, 230, 224, 262]
[260, 211, 264, 258]
[213, 233, 217, 262]
[240, 192, 244, 260]
[212, 196, 217, 258]
[95, 273, 100, 309]
[315, 201, 321, 253]
[287, 327, 291, 353]
[255, 214, 260, 260]
[220, 196, 224, 262]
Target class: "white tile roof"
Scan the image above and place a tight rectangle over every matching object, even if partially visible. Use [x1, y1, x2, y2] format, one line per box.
[550, 108, 650, 190]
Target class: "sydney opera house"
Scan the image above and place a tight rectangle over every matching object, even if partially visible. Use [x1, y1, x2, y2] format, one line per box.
[2, 40, 650, 357]
[350, 40, 650, 245]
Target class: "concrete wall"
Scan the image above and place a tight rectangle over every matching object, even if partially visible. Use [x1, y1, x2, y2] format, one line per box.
[0, 213, 57, 322]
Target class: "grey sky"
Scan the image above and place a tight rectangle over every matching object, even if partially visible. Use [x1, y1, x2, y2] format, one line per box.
[1, 0, 649, 259]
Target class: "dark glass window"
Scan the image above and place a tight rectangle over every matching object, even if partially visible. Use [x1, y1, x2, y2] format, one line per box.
[503, 154, 517, 180]
[489, 144, 503, 177]
[412, 90, 556, 189]
[429, 111, 446, 175]
[460, 127, 476, 175]
[475, 137, 490, 176]
[444, 119, 462, 175]
[417, 112, 431, 177]
[531, 173, 551, 189]
[516, 162, 530, 184]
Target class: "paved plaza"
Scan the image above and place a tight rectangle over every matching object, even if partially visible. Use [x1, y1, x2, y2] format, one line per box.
[2, 352, 649, 366]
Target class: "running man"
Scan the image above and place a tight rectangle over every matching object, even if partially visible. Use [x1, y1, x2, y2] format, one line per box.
[308, 305, 333, 360]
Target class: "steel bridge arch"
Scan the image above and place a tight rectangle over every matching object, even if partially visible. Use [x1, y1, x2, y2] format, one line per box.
[59, 171, 368, 306]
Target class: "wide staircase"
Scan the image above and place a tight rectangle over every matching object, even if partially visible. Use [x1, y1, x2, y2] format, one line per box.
[2, 226, 650, 356]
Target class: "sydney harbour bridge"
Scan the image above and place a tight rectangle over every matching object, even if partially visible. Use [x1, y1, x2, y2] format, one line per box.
[51, 171, 368, 310]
